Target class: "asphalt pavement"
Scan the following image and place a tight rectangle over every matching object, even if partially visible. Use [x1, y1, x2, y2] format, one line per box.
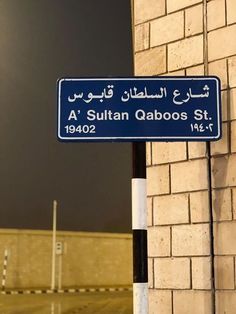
[0, 291, 132, 314]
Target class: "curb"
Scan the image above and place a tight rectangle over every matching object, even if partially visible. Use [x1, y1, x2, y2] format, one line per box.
[1, 286, 133, 295]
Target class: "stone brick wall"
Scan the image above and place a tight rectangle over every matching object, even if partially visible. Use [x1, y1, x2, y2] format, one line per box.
[133, 0, 236, 313]
[0, 229, 132, 289]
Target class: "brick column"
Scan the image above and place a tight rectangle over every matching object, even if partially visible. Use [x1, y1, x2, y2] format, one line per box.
[133, 0, 236, 313]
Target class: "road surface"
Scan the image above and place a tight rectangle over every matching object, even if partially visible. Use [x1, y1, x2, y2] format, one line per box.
[0, 291, 132, 314]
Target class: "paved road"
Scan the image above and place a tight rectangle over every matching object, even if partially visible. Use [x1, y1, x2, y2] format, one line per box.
[0, 291, 132, 314]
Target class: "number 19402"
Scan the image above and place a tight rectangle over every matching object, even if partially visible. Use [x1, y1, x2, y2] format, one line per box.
[190, 123, 213, 132]
[64, 125, 96, 134]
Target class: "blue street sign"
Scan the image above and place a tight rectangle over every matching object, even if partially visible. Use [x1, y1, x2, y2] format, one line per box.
[57, 77, 221, 142]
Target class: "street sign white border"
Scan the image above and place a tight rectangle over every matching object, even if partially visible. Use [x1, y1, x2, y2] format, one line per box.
[57, 77, 221, 141]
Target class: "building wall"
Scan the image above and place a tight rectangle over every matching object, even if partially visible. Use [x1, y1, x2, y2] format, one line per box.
[133, 0, 236, 313]
[0, 229, 132, 289]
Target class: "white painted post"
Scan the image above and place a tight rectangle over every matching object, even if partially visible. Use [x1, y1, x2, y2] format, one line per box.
[1, 249, 9, 291]
[132, 143, 148, 314]
[51, 200, 57, 290]
[58, 254, 62, 290]
[51, 302, 55, 314]
[132, 179, 148, 314]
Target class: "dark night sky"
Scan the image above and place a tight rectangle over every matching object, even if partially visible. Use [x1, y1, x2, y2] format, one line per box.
[0, 0, 133, 233]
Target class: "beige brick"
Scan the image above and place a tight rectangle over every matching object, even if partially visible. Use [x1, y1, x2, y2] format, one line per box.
[168, 35, 203, 71]
[172, 224, 210, 256]
[174, 291, 212, 314]
[171, 159, 208, 193]
[152, 142, 187, 165]
[135, 23, 149, 52]
[154, 258, 190, 289]
[0, 230, 133, 288]
[214, 221, 236, 254]
[211, 122, 229, 155]
[208, 59, 228, 90]
[233, 188, 236, 219]
[216, 291, 236, 314]
[211, 154, 236, 188]
[167, 0, 202, 13]
[208, 25, 236, 61]
[146, 142, 152, 166]
[229, 56, 236, 88]
[153, 194, 189, 225]
[164, 69, 185, 76]
[221, 90, 228, 122]
[147, 197, 153, 226]
[135, 46, 166, 76]
[192, 257, 211, 289]
[231, 121, 236, 152]
[215, 256, 234, 289]
[230, 88, 236, 119]
[148, 258, 154, 288]
[190, 191, 210, 223]
[151, 12, 184, 47]
[207, 0, 226, 31]
[149, 290, 172, 314]
[185, 4, 203, 37]
[135, 0, 165, 24]
[186, 64, 204, 76]
[227, 0, 236, 25]
[148, 226, 170, 257]
[212, 188, 232, 221]
[147, 165, 170, 196]
[188, 142, 207, 159]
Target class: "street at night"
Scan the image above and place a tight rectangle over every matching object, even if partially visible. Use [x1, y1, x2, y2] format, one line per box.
[0, 291, 132, 314]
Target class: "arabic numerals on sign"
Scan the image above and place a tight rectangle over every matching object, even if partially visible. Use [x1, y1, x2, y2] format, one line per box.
[190, 123, 214, 133]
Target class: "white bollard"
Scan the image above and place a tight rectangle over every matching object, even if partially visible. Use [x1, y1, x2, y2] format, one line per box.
[1, 249, 9, 291]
